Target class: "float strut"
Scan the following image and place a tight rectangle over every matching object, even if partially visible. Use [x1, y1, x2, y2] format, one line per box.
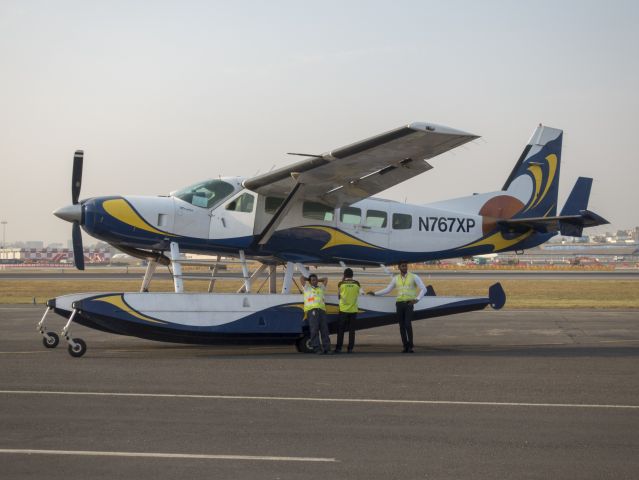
[281, 262, 295, 294]
[169, 242, 184, 293]
[140, 260, 158, 292]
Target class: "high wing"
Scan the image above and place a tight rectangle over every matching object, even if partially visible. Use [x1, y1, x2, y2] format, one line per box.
[243, 122, 478, 207]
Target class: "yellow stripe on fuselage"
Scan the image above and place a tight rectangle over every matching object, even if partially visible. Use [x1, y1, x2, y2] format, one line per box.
[300, 226, 383, 251]
[102, 199, 175, 236]
[460, 230, 533, 252]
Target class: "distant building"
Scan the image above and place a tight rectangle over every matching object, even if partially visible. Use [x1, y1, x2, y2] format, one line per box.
[25, 241, 44, 249]
[0, 247, 112, 264]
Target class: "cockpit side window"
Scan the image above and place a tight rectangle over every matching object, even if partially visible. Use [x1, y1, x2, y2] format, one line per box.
[226, 193, 255, 213]
[174, 180, 236, 209]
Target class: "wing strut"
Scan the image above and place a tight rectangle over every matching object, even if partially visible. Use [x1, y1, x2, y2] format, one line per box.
[255, 182, 306, 246]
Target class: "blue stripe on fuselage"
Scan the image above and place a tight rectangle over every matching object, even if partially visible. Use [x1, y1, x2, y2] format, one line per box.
[82, 197, 552, 263]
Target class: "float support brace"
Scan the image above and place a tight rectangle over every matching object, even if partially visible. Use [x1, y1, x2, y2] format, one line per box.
[169, 242, 184, 293]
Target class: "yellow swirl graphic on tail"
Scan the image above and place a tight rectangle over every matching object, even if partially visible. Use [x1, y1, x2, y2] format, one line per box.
[534, 154, 557, 208]
[524, 154, 558, 212]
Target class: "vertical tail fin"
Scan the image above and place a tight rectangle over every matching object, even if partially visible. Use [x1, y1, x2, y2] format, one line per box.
[502, 125, 563, 218]
[559, 177, 609, 236]
[560, 177, 592, 216]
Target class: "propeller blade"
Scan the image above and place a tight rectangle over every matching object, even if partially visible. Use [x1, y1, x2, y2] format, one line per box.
[72, 222, 85, 270]
[72, 150, 84, 205]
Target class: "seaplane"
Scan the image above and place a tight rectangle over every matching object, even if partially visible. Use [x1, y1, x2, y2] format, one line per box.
[39, 122, 608, 356]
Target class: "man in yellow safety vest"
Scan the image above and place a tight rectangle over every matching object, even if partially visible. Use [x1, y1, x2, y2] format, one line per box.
[334, 268, 360, 354]
[300, 273, 332, 354]
[368, 261, 426, 353]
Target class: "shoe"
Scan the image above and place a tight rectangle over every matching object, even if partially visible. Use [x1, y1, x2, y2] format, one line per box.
[347, 349, 353, 354]
[314, 349, 323, 354]
[325, 350, 334, 355]
[402, 347, 408, 353]
[407, 349, 414, 353]
[333, 349, 341, 354]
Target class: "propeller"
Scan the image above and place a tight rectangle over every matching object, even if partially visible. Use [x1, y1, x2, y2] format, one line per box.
[72, 150, 83, 204]
[71, 151, 85, 270]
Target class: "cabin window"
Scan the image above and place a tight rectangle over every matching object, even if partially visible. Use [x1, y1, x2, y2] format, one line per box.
[226, 193, 255, 213]
[174, 179, 235, 209]
[366, 210, 387, 228]
[340, 207, 361, 225]
[392, 213, 412, 230]
[303, 201, 334, 221]
[265, 196, 285, 214]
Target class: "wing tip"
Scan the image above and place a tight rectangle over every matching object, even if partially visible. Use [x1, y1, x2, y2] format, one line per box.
[408, 122, 479, 138]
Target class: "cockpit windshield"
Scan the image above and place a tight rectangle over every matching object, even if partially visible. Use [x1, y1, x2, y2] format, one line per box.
[174, 179, 236, 209]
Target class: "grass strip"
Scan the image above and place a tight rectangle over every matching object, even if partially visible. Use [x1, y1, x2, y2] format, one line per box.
[1, 279, 638, 309]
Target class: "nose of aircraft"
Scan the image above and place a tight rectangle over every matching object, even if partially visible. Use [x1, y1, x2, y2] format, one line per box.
[53, 204, 82, 223]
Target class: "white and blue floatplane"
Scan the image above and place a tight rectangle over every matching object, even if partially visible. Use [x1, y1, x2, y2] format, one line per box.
[40, 121, 605, 356]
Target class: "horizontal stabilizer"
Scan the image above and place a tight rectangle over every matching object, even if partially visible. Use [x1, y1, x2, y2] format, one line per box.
[559, 209, 609, 236]
[498, 176, 608, 236]
[498, 210, 608, 235]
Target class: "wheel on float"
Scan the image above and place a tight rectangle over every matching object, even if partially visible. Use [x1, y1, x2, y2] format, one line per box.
[42, 332, 60, 349]
[68, 338, 87, 358]
[295, 335, 314, 353]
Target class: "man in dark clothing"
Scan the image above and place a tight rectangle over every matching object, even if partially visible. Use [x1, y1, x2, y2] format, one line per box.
[335, 268, 360, 354]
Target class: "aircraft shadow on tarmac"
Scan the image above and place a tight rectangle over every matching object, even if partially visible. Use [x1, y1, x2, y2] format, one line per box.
[78, 342, 639, 360]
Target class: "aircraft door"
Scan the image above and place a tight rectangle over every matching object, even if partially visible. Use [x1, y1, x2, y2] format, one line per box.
[388, 210, 415, 251]
[209, 191, 257, 242]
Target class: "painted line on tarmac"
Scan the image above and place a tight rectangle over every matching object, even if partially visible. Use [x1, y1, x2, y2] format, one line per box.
[0, 449, 336, 462]
[0, 307, 43, 310]
[0, 351, 50, 355]
[1, 389, 638, 410]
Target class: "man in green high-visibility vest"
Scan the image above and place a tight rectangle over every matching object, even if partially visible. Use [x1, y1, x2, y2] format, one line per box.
[368, 261, 426, 353]
[334, 268, 360, 354]
[300, 273, 332, 354]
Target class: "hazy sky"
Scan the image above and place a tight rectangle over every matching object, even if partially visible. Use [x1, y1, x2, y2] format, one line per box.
[1, 0, 637, 245]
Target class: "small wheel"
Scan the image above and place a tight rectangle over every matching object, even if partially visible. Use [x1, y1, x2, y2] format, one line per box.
[42, 332, 59, 349]
[295, 335, 314, 354]
[68, 338, 87, 358]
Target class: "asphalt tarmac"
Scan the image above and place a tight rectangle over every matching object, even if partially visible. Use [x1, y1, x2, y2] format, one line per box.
[1, 306, 638, 479]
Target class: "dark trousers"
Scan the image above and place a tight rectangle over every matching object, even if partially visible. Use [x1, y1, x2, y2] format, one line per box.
[336, 312, 356, 351]
[396, 301, 414, 349]
[308, 308, 330, 352]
